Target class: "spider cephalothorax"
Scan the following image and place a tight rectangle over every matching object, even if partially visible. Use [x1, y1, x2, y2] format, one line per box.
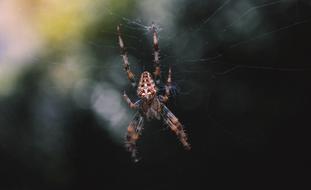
[117, 23, 190, 161]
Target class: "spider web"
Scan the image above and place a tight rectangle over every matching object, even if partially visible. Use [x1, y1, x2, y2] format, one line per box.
[96, 0, 311, 78]
[89, 0, 311, 145]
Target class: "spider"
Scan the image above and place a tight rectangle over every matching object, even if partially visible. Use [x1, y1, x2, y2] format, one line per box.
[117, 23, 191, 162]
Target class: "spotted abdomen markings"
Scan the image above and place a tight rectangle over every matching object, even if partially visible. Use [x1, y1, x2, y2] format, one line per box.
[137, 71, 157, 99]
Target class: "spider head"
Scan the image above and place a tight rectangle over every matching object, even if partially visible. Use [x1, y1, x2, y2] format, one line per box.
[137, 71, 157, 101]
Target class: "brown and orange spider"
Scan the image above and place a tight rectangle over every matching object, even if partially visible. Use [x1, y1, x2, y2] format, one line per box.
[117, 23, 190, 162]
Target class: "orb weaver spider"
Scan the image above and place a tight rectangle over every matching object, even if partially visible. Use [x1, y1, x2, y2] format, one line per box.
[117, 23, 190, 162]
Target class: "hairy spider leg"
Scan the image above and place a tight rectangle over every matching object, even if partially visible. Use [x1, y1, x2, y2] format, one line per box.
[161, 105, 191, 150]
[151, 23, 161, 84]
[165, 67, 172, 99]
[123, 91, 141, 109]
[117, 25, 136, 87]
[160, 67, 175, 103]
[125, 112, 144, 162]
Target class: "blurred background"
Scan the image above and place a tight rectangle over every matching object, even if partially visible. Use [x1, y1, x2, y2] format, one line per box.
[0, 0, 311, 189]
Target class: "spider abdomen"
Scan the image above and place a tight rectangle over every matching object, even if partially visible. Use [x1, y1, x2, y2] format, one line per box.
[137, 71, 157, 100]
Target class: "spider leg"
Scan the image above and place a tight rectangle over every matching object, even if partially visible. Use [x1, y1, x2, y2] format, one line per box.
[159, 67, 174, 103]
[165, 67, 173, 101]
[161, 105, 191, 150]
[125, 112, 144, 162]
[123, 91, 140, 109]
[151, 23, 161, 84]
[117, 25, 136, 87]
